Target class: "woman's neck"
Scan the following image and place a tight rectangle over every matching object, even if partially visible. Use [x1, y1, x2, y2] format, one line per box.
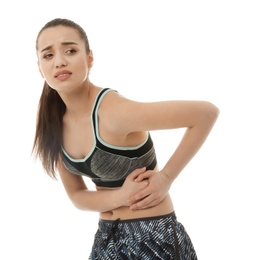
[61, 81, 99, 120]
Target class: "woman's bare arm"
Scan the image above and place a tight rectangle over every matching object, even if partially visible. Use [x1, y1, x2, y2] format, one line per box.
[102, 95, 219, 210]
[57, 159, 148, 212]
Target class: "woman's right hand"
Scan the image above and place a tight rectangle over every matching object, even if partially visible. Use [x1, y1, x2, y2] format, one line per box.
[116, 167, 149, 207]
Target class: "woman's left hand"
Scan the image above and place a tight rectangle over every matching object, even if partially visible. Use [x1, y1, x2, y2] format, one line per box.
[127, 170, 172, 210]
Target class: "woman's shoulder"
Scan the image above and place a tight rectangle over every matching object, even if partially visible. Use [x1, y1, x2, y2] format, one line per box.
[98, 87, 129, 108]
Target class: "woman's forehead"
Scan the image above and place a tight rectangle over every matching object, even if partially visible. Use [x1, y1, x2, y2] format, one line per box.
[37, 26, 81, 50]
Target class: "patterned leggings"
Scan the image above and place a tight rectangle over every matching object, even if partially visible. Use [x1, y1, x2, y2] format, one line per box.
[89, 212, 198, 260]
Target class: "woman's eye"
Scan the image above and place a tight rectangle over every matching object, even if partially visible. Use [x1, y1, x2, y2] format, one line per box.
[66, 49, 77, 54]
[43, 53, 53, 59]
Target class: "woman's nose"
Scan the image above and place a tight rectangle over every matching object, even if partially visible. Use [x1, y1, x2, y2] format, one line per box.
[55, 55, 67, 68]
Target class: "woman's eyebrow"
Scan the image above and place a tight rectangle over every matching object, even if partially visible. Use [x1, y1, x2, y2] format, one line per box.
[40, 42, 78, 53]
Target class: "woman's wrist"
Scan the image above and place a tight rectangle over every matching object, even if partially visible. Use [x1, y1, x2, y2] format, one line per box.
[160, 169, 175, 186]
[112, 188, 126, 208]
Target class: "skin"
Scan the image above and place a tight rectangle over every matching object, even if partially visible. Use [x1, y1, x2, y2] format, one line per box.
[37, 25, 219, 220]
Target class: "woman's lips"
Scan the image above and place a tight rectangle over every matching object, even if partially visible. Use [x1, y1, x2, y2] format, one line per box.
[54, 70, 72, 80]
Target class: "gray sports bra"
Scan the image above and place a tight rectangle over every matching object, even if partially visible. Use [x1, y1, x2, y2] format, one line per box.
[62, 88, 157, 187]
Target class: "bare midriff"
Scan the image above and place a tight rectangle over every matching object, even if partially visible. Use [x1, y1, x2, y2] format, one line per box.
[97, 165, 174, 220]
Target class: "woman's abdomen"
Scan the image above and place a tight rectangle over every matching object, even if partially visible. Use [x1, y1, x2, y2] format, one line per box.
[100, 193, 174, 220]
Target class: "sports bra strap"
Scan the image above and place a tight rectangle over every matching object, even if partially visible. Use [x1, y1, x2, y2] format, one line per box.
[91, 88, 115, 141]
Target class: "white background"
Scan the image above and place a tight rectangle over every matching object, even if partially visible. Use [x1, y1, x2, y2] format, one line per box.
[1, 0, 253, 259]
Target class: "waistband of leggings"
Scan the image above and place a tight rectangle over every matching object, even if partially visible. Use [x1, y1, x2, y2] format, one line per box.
[99, 211, 176, 224]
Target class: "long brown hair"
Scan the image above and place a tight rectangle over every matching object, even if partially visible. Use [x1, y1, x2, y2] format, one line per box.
[32, 18, 91, 178]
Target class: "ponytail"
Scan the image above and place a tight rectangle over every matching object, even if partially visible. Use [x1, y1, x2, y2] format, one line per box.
[32, 82, 66, 178]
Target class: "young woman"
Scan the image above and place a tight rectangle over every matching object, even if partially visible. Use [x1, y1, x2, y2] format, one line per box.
[33, 18, 219, 259]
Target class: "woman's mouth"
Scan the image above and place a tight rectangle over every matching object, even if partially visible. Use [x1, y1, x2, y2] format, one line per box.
[54, 70, 72, 80]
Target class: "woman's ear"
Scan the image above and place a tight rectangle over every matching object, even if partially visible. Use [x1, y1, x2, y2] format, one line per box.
[88, 50, 94, 69]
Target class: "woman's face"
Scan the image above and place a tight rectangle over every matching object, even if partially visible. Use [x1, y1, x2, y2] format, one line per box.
[37, 25, 93, 93]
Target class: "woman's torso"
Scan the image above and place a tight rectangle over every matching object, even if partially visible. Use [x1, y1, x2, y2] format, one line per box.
[62, 86, 174, 220]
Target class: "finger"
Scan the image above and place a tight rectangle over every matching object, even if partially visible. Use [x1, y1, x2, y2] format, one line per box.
[134, 171, 152, 182]
[127, 188, 151, 204]
[128, 167, 146, 181]
[130, 196, 157, 210]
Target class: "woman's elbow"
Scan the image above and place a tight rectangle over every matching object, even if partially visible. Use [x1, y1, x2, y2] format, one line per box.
[208, 102, 219, 121]
[69, 189, 88, 211]
[203, 102, 220, 127]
